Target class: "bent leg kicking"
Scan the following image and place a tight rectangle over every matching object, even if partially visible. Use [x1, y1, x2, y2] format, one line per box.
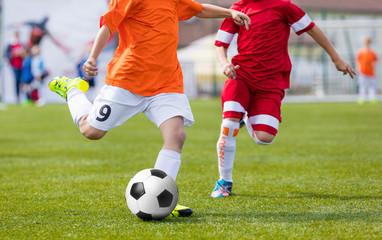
[244, 114, 278, 145]
[49, 76, 109, 140]
[253, 130, 275, 145]
[79, 115, 107, 140]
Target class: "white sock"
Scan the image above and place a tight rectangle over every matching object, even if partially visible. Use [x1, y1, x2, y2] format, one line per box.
[67, 88, 92, 128]
[217, 119, 239, 182]
[154, 149, 181, 181]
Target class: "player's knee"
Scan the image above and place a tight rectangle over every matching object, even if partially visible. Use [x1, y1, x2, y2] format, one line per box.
[79, 122, 106, 140]
[163, 127, 186, 152]
[253, 131, 275, 145]
[81, 128, 106, 140]
[173, 126, 186, 144]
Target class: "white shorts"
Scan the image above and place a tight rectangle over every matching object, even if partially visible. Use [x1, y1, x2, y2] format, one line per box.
[87, 85, 195, 131]
[358, 74, 377, 87]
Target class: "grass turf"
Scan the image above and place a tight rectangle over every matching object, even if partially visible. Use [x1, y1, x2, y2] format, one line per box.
[0, 99, 381, 239]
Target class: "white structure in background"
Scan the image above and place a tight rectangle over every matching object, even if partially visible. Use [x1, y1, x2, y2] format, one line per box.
[1, 0, 112, 104]
[178, 19, 382, 98]
[178, 34, 238, 98]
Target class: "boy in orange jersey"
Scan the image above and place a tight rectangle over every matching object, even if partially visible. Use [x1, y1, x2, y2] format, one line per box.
[356, 36, 379, 104]
[49, 0, 250, 218]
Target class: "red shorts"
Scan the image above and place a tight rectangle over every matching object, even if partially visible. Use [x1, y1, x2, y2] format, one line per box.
[221, 78, 285, 135]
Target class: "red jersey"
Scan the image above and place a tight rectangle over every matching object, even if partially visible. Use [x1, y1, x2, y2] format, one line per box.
[215, 0, 315, 90]
[9, 42, 24, 69]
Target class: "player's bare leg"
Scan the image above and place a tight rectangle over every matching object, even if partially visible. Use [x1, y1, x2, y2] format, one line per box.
[155, 116, 193, 217]
[78, 114, 107, 140]
[243, 115, 276, 145]
[253, 130, 275, 144]
[156, 116, 185, 179]
[159, 116, 186, 153]
[227, 117, 275, 143]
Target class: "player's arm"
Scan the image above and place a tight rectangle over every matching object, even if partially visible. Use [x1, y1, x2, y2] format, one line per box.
[83, 25, 111, 77]
[307, 25, 356, 79]
[196, 4, 250, 30]
[216, 46, 239, 80]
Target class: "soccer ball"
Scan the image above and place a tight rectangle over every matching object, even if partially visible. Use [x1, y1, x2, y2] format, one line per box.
[125, 168, 178, 220]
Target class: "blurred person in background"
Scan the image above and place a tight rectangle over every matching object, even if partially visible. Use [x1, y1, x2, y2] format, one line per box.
[5, 31, 25, 103]
[20, 45, 48, 106]
[76, 42, 97, 101]
[356, 36, 378, 104]
[10, 17, 71, 54]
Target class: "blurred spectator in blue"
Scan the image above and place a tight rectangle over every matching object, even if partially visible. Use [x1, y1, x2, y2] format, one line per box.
[20, 45, 49, 106]
[76, 41, 97, 100]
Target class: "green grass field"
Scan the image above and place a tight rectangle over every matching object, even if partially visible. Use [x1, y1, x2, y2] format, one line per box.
[1, 99, 382, 239]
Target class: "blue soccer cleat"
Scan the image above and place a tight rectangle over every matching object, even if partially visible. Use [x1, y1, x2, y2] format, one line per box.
[211, 179, 233, 198]
[239, 119, 245, 128]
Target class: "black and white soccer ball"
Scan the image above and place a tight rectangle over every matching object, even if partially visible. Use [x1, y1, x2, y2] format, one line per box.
[125, 168, 178, 220]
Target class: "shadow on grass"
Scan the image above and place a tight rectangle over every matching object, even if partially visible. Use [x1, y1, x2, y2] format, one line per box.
[199, 192, 382, 223]
[207, 211, 382, 223]
[154, 210, 382, 224]
[234, 191, 382, 201]
[136, 216, 204, 224]
[289, 192, 382, 201]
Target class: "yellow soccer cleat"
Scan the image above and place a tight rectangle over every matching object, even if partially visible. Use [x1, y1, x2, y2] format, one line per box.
[49, 76, 89, 100]
[167, 204, 193, 218]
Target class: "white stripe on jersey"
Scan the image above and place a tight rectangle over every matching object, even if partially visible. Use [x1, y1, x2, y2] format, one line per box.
[248, 114, 279, 130]
[223, 101, 246, 113]
[291, 14, 313, 33]
[216, 30, 235, 44]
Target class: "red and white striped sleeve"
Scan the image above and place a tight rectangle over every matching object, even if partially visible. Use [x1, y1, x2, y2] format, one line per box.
[284, 3, 315, 35]
[215, 18, 239, 48]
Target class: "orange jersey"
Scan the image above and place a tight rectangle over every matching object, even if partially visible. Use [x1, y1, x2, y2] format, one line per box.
[356, 48, 378, 77]
[101, 0, 203, 96]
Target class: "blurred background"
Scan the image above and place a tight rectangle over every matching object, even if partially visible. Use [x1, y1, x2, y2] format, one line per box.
[0, 0, 381, 104]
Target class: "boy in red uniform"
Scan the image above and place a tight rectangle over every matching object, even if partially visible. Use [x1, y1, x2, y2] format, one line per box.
[356, 36, 379, 104]
[49, 0, 250, 217]
[211, 0, 355, 198]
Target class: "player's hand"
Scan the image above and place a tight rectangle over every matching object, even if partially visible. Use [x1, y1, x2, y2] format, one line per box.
[231, 10, 250, 30]
[222, 63, 240, 80]
[83, 58, 98, 77]
[333, 58, 356, 79]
